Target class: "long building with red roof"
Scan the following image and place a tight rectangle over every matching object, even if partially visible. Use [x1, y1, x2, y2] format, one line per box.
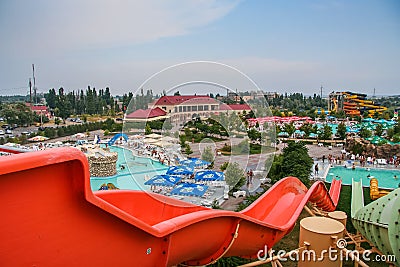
[126, 95, 253, 125]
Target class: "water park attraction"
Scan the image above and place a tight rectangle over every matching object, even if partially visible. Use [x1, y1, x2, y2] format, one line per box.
[329, 91, 387, 116]
[1, 148, 399, 266]
[352, 180, 400, 266]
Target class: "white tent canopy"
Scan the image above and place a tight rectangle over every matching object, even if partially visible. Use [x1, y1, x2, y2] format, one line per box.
[145, 133, 162, 139]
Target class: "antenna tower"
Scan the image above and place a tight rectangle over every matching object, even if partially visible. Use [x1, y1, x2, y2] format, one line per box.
[32, 64, 37, 104]
[29, 78, 32, 104]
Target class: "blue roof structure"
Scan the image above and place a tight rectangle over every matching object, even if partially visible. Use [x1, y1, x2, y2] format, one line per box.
[144, 175, 181, 187]
[166, 165, 194, 175]
[170, 183, 209, 197]
[179, 158, 211, 168]
[194, 170, 224, 181]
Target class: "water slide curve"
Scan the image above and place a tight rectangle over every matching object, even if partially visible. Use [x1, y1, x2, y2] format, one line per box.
[107, 133, 128, 145]
[351, 180, 400, 266]
[1, 148, 341, 266]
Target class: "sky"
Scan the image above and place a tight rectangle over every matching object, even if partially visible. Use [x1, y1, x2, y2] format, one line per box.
[0, 0, 399, 96]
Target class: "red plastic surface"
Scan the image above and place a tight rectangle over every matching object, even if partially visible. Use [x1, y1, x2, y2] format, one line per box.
[0, 148, 341, 266]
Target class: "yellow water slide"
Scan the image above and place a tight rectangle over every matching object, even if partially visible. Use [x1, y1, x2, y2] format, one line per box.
[369, 178, 391, 200]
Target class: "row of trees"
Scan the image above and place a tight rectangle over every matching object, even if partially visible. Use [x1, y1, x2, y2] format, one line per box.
[267, 93, 327, 113]
[0, 102, 49, 126]
[39, 119, 122, 139]
[44, 87, 157, 120]
[276, 121, 347, 140]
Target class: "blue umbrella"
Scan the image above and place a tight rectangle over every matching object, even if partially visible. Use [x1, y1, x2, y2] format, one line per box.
[346, 127, 360, 133]
[144, 175, 181, 187]
[194, 170, 224, 181]
[170, 183, 209, 197]
[166, 165, 194, 175]
[278, 131, 289, 137]
[180, 158, 211, 168]
[294, 130, 305, 136]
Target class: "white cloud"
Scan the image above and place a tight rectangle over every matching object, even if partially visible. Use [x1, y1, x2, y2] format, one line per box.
[1, 0, 240, 57]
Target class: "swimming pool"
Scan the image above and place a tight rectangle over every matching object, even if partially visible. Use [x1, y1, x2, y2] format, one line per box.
[326, 166, 400, 189]
[90, 146, 169, 191]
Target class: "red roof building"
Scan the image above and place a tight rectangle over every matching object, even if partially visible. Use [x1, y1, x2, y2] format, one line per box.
[154, 95, 211, 106]
[124, 107, 167, 122]
[219, 104, 251, 111]
[130, 95, 253, 125]
[25, 103, 51, 117]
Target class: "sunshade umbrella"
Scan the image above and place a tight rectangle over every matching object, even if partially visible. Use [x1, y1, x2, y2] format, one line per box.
[166, 165, 194, 175]
[144, 175, 181, 187]
[277, 132, 289, 137]
[194, 170, 224, 181]
[28, 136, 49, 142]
[73, 133, 86, 139]
[170, 183, 208, 197]
[145, 133, 162, 139]
[180, 158, 211, 168]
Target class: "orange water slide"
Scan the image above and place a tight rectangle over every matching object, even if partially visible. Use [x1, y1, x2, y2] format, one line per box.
[0, 148, 342, 266]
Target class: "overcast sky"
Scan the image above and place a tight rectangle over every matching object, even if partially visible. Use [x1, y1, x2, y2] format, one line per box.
[0, 0, 399, 96]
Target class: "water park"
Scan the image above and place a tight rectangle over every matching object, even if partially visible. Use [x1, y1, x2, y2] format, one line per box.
[1, 127, 399, 266]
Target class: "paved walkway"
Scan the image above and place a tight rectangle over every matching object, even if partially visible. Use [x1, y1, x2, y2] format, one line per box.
[310, 161, 331, 181]
[188, 138, 275, 172]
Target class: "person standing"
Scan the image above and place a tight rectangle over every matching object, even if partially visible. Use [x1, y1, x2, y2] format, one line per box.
[314, 163, 319, 176]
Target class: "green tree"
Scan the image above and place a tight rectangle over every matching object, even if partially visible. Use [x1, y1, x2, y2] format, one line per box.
[57, 127, 65, 137]
[318, 124, 332, 141]
[220, 162, 229, 171]
[224, 162, 246, 190]
[145, 124, 152, 135]
[374, 124, 383, 137]
[247, 128, 261, 142]
[284, 122, 296, 137]
[322, 124, 333, 140]
[45, 88, 57, 109]
[299, 122, 313, 138]
[55, 117, 61, 125]
[387, 128, 395, 139]
[185, 144, 193, 155]
[337, 122, 347, 140]
[359, 127, 372, 139]
[44, 127, 56, 138]
[201, 146, 214, 163]
[268, 141, 313, 187]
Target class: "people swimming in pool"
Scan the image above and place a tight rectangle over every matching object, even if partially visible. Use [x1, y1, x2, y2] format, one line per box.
[352, 163, 355, 170]
[395, 175, 398, 179]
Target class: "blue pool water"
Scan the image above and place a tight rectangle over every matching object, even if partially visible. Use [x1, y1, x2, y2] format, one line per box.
[90, 146, 169, 191]
[326, 166, 400, 189]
